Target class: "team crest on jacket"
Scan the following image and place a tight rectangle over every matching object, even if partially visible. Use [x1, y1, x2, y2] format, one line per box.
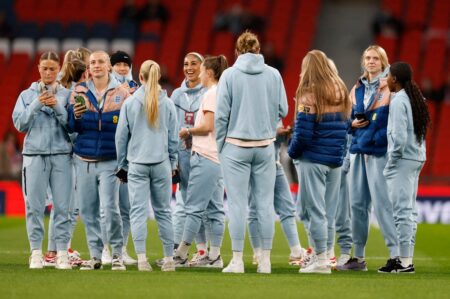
[372, 113, 377, 121]
[113, 115, 119, 124]
[114, 96, 121, 103]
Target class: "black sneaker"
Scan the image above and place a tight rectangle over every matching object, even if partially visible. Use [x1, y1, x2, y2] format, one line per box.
[397, 263, 415, 274]
[378, 258, 401, 273]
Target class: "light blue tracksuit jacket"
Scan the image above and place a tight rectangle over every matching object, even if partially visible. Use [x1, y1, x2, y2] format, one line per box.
[12, 81, 73, 252]
[216, 52, 288, 251]
[116, 86, 178, 257]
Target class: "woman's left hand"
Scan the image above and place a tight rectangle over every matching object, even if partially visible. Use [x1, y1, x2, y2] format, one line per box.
[45, 96, 57, 107]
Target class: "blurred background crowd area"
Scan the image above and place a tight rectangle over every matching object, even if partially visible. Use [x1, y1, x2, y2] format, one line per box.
[0, 0, 448, 185]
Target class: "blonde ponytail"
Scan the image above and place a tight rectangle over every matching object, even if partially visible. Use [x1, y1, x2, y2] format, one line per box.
[140, 60, 161, 127]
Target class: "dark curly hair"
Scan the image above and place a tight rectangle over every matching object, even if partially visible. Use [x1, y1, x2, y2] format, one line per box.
[390, 62, 431, 144]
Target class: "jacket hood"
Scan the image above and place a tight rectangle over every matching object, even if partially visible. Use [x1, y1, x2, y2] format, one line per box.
[178, 79, 203, 94]
[234, 53, 265, 74]
[361, 65, 390, 87]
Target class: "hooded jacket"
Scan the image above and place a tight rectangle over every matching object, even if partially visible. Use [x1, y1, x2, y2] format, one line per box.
[115, 86, 178, 171]
[12, 82, 72, 155]
[349, 67, 391, 156]
[215, 53, 288, 153]
[170, 79, 206, 151]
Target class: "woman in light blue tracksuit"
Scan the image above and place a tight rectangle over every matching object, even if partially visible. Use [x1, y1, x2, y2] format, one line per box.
[384, 62, 430, 273]
[248, 121, 304, 266]
[216, 32, 288, 274]
[288, 50, 351, 274]
[346, 45, 399, 273]
[174, 55, 228, 268]
[116, 60, 178, 272]
[170, 52, 208, 255]
[99, 50, 139, 265]
[12, 52, 73, 270]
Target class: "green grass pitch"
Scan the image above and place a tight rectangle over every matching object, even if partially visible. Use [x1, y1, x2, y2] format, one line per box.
[0, 217, 449, 298]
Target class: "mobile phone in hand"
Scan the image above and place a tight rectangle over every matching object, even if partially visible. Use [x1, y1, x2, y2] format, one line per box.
[115, 168, 128, 183]
[74, 95, 85, 106]
[355, 113, 368, 122]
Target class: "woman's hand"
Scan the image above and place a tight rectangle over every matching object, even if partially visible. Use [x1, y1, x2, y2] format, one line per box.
[73, 102, 87, 118]
[352, 119, 369, 129]
[179, 127, 190, 139]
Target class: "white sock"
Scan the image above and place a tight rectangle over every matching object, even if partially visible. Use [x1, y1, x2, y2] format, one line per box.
[400, 257, 412, 267]
[327, 247, 335, 259]
[164, 256, 173, 263]
[253, 247, 262, 258]
[317, 251, 327, 267]
[209, 246, 220, 260]
[232, 251, 243, 263]
[290, 245, 303, 258]
[137, 253, 147, 262]
[176, 242, 190, 259]
[32, 249, 42, 256]
[340, 253, 351, 261]
[57, 250, 67, 257]
[260, 250, 271, 264]
[196, 243, 207, 255]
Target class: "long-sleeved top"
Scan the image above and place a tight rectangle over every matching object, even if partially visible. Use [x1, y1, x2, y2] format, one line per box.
[215, 53, 288, 153]
[67, 75, 130, 160]
[349, 68, 391, 156]
[115, 86, 178, 171]
[386, 89, 426, 167]
[12, 82, 72, 155]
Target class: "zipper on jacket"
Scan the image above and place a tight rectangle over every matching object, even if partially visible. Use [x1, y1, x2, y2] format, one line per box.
[23, 167, 27, 196]
[98, 111, 102, 131]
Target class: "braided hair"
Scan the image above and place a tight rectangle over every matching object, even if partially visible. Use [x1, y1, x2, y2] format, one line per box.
[390, 62, 431, 144]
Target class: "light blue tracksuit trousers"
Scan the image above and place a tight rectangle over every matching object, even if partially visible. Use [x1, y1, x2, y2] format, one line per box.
[173, 149, 207, 246]
[128, 159, 174, 257]
[48, 164, 78, 251]
[23, 155, 72, 251]
[182, 153, 225, 247]
[293, 160, 314, 248]
[299, 158, 341, 255]
[100, 183, 131, 249]
[74, 158, 123, 259]
[349, 153, 399, 258]
[384, 159, 423, 258]
[248, 162, 300, 249]
[335, 167, 353, 255]
[220, 143, 276, 251]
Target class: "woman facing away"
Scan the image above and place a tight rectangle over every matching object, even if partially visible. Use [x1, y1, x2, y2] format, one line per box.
[288, 50, 351, 274]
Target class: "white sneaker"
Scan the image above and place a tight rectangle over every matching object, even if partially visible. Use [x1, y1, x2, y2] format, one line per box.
[222, 259, 244, 273]
[257, 260, 271, 274]
[29, 251, 43, 269]
[80, 258, 102, 270]
[55, 251, 72, 270]
[111, 256, 126, 271]
[161, 260, 176, 272]
[138, 260, 152, 272]
[189, 255, 224, 268]
[329, 256, 337, 269]
[252, 254, 260, 265]
[299, 259, 331, 274]
[122, 247, 137, 265]
[102, 247, 112, 265]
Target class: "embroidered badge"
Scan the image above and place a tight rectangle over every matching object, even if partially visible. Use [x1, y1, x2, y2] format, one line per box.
[298, 104, 310, 113]
[113, 115, 119, 124]
[115, 96, 121, 103]
[372, 113, 377, 121]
